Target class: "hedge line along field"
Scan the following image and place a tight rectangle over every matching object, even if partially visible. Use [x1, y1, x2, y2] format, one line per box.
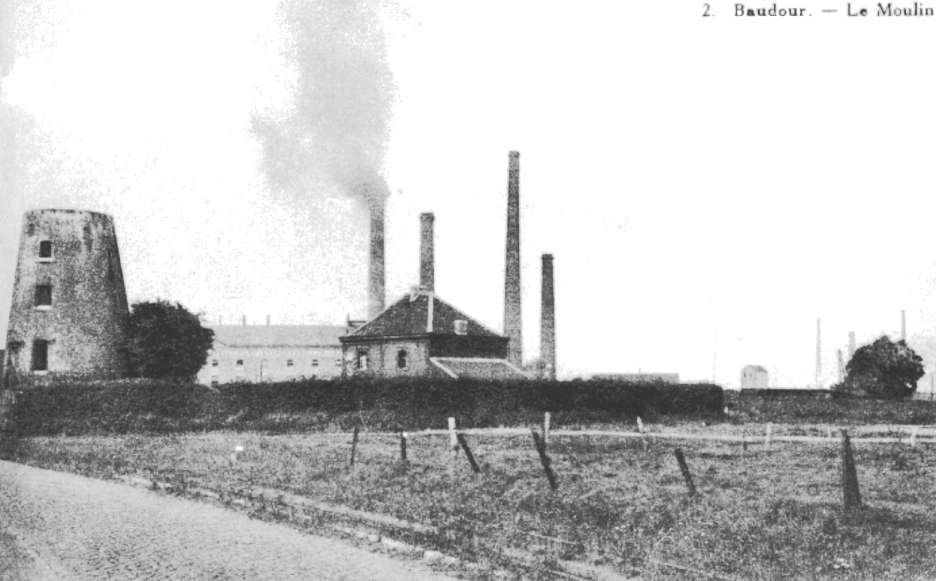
[725, 390, 936, 425]
[8, 378, 724, 436]
[5, 428, 936, 580]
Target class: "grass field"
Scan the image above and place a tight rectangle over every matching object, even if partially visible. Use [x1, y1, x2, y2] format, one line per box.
[5, 423, 936, 580]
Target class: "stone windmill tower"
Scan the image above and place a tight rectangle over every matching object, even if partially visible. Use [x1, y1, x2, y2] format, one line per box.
[4, 209, 129, 383]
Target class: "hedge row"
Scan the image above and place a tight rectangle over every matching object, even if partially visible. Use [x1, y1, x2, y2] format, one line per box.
[728, 390, 936, 424]
[9, 378, 724, 435]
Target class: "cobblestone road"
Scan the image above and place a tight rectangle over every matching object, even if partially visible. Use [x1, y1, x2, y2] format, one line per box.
[0, 460, 458, 580]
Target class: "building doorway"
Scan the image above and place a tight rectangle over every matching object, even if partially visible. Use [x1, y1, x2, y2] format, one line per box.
[31, 340, 49, 371]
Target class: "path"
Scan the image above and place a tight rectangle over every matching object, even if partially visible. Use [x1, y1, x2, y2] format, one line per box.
[0, 460, 457, 580]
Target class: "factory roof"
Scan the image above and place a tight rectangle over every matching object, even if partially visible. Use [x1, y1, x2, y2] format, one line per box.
[209, 325, 345, 348]
[430, 357, 528, 380]
[344, 291, 502, 339]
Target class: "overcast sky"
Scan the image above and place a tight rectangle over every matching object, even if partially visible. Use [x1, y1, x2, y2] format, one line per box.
[2, 1, 936, 386]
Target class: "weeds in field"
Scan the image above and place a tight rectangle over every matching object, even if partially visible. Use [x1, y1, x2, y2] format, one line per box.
[6, 430, 936, 579]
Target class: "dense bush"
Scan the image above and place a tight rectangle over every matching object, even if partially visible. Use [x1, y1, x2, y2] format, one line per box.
[837, 335, 924, 399]
[125, 300, 215, 380]
[9, 378, 723, 436]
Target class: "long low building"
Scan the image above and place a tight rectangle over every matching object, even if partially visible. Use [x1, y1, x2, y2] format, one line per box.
[196, 325, 345, 386]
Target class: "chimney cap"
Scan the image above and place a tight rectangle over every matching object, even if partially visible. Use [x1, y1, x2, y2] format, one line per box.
[542, 253, 554, 261]
[420, 212, 435, 220]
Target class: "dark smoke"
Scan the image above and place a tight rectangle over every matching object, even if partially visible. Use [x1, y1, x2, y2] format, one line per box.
[251, 0, 396, 208]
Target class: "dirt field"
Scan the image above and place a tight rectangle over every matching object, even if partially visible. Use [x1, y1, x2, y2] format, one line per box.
[5, 423, 936, 579]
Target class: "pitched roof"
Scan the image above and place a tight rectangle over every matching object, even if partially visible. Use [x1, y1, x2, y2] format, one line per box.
[430, 357, 529, 380]
[346, 291, 502, 339]
[209, 325, 345, 348]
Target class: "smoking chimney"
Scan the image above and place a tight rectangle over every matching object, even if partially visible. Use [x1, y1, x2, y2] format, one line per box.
[540, 253, 556, 380]
[504, 151, 523, 367]
[419, 212, 435, 292]
[368, 199, 386, 319]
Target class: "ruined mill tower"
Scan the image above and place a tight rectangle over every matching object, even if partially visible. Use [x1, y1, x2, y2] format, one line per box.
[4, 209, 129, 383]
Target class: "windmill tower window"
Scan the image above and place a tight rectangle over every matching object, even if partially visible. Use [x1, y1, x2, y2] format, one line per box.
[38, 240, 53, 260]
[35, 285, 52, 308]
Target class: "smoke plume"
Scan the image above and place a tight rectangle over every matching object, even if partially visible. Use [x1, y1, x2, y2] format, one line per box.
[251, 0, 396, 208]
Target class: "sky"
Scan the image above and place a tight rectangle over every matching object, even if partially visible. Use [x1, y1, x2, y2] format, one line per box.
[2, 1, 936, 387]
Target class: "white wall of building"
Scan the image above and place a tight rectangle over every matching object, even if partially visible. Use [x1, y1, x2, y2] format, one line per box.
[197, 345, 343, 385]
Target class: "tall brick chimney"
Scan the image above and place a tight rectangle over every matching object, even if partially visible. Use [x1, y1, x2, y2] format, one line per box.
[419, 212, 434, 292]
[368, 199, 385, 319]
[540, 253, 556, 380]
[504, 150, 522, 367]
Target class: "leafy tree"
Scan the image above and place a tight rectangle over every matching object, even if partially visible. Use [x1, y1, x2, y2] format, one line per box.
[125, 300, 214, 380]
[839, 335, 923, 399]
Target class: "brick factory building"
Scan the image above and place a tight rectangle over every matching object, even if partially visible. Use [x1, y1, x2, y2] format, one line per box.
[4, 209, 129, 384]
[197, 324, 345, 385]
[340, 289, 526, 380]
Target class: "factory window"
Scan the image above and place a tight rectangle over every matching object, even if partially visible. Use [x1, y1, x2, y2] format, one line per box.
[38, 240, 53, 260]
[335, 358, 342, 367]
[211, 359, 218, 367]
[287, 359, 294, 367]
[312, 359, 319, 367]
[356, 349, 369, 370]
[236, 359, 244, 366]
[31, 339, 48, 372]
[396, 350, 408, 370]
[35, 284, 52, 308]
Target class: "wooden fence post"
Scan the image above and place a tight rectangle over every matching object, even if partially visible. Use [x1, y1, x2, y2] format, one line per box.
[910, 426, 919, 448]
[448, 417, 458, 453]
[531, 428, 558, 490]
[349, 425, 360, 467]
[399, 430, 408, 463]
[765, 423, 773, 449]
[674, 448, 697, 497]
[457, 433, 481, 473]
[841, 430, 861, 511]
[544, 412, 551, 446]
[637, 416, 648, 451]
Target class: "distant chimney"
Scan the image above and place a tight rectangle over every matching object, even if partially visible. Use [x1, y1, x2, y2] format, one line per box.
[815, 317, 822, 388]
[242, 315, 246, 327]
[848, 331, 856, 359]
[504, 151, 523, 367]
[837, 349, 845, 383]
[540, 253, 556, 380]
[368, 199, 386, 319]
[266, 314, 270, 326]
[901, 309, 906, 341]
[419, 212, 435, 292]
